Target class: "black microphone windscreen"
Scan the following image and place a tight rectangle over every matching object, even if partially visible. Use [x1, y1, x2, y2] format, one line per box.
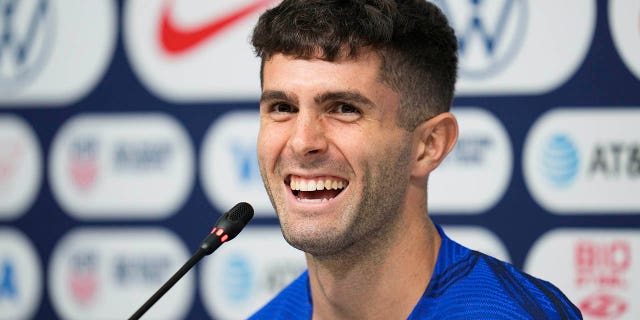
[227, 202, 254, 223]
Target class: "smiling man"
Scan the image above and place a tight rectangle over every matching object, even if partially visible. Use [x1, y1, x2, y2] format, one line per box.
[249, 1, 581, 319]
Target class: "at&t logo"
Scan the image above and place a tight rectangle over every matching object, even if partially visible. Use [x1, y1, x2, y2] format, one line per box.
[221, 254, 254, 302]
[538, 135, 640, 189]
[201, 227, 307, 320]
[540, 134, 580, 188]
[589, 142, 640, 179]
[0, 0, 53, 92]
[523, 108, 640, 213]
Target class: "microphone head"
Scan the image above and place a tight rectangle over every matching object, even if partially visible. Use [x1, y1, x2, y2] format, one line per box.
[212, 202, 254, 239]
[200, 202, 255, 255]
[226, 202, 254, 224]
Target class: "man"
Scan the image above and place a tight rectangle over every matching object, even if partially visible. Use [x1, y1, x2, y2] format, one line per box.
[250, 0, 582, 319]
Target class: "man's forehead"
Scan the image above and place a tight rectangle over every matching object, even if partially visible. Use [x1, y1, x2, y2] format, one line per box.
[262, 51, 385, 87]
[260, 51, 396, 106]
[259, 47, 386, 89]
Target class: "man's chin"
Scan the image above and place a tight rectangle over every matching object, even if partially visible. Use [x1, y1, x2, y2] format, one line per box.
[281, 224, 354, 257]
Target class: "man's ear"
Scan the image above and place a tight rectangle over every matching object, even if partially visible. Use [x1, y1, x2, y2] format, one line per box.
[411, 112, 458, 177]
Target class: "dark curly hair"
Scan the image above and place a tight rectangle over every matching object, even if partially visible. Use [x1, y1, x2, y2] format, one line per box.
[251, 0, 458, 130]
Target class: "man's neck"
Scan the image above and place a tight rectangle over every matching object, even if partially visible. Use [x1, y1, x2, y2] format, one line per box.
[306, 209, 441, 320]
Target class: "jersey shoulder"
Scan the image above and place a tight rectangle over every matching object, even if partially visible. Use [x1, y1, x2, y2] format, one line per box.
[413, 232, 582, 319]
[249, 270, 312, 320]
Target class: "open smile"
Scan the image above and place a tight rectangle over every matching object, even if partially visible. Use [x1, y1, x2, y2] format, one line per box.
[285, 175, 349, 203]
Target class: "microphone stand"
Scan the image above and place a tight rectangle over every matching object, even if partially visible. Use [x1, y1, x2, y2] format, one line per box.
[128, 202, 254, 320]
[128, 249, 206, 320]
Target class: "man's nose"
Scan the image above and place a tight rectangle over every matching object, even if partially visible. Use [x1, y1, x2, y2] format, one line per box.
[288, 113, 328, 157]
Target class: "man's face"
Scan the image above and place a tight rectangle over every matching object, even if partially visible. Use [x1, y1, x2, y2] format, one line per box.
[258, 52, 414, 256]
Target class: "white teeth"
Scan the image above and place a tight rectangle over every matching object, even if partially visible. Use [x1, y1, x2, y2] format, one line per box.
[297, 197, 331, 203]
[298, 198, 322, 203]
[290, 177, 347, 191]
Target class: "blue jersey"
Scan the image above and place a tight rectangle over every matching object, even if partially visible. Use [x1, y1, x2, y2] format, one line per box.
[250, 225, 582, 319]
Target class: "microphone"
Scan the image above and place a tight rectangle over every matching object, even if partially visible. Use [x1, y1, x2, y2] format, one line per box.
[129, 202, 254, 320]
[200, 202, 254, 254]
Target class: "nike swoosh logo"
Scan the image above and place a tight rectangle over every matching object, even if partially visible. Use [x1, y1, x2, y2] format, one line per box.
[159, 0, 274, 55]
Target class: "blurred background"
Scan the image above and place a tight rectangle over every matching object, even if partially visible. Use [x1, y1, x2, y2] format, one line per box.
[0, 0, 638, 319]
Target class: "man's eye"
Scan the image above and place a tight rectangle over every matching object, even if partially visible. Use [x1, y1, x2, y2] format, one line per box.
[333, 103, 360, 114]
[272, 103, 296, 113]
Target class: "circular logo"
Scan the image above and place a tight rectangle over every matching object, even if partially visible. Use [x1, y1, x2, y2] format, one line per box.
[541, 134, 579, 188]
[435, 0, 528, 78]
[221, 254, 254, 303]
[0, 0, 55, 92]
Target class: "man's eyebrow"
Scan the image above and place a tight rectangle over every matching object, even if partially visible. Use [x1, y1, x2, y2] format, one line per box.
[260, 90, 298, 105]
[314, 91, 375, 108]
[260, 90, 374, 108]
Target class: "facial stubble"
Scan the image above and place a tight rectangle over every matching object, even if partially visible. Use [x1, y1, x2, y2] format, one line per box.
[260, 139, 413, 260]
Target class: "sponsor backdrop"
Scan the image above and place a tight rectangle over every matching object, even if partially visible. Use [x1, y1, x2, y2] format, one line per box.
[0, 0, 638, 319]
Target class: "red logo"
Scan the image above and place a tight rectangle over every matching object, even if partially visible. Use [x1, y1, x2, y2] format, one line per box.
[0, 139, 22, 186]
[70, 159, 98, 191]
[68, 139, 98, 191]
[68, 252, 98, 306]
[580, 293, 627, 319]
[574, 240, 632, 319]
[575, 241, 630, 287]
[159, 0, 274, 55]
[69, 273, 98, 305]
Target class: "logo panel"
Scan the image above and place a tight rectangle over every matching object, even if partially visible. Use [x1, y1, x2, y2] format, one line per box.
[523, 108, 640, 213]
[0, 0, 53, 92]
[124, 0, 278, 102]
[442, 226, 511, 262]
[201, 111, 275, 216]
[0, 115, 41, 219]
[0, 227, 42, 320]
[434, 0, 595, 95]
[525, 229, 639, 320]
[48, 228, 193, 320]
[436, 0, 527, 78]
[609, 0, 640, 81]
[0, 0, 116, 106]
[200, 226, 306, 320]
[429, 107, 512, 213]
[49, 113, 194, 219]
